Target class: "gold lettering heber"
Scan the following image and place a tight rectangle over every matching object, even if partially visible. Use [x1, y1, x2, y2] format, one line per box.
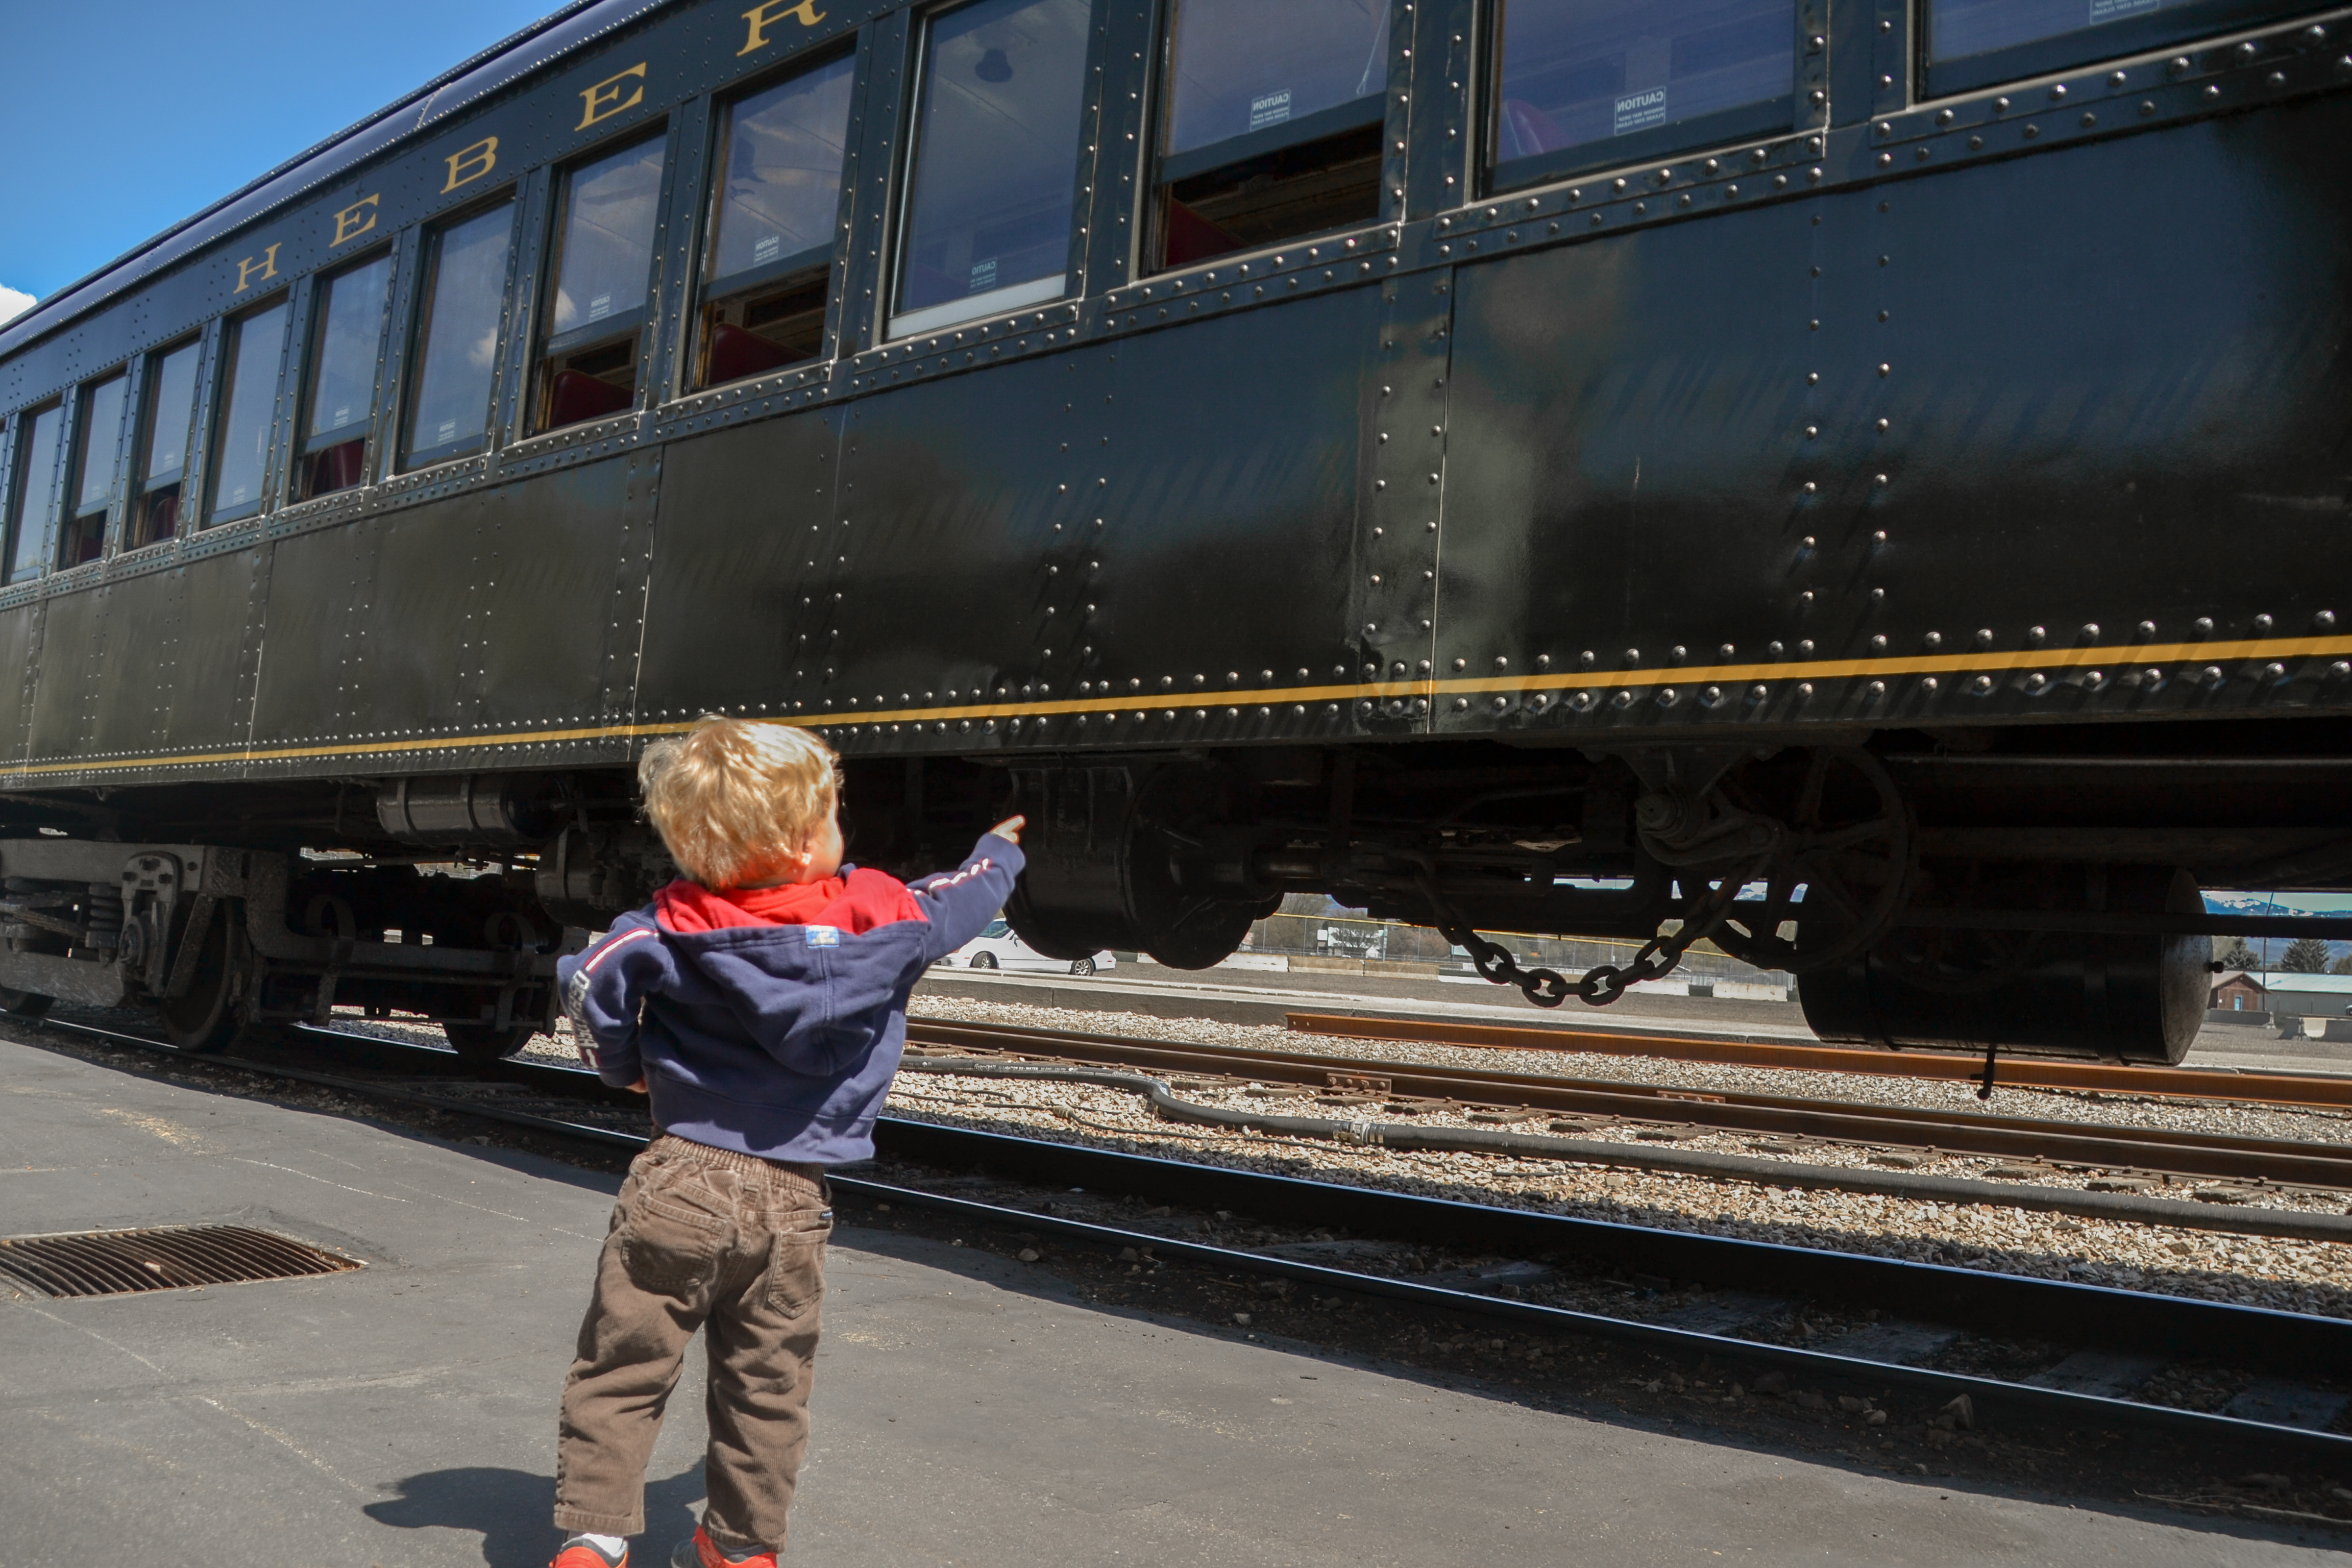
[739, 0, 826, 56]
[331, 194, 381, 247]
[577, 63, 648, 129]
[443, 137, 499, 193]
[232, 243, 282, 293]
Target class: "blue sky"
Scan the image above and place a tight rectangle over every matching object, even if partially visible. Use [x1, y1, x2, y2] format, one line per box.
[0, 1, 560, 321]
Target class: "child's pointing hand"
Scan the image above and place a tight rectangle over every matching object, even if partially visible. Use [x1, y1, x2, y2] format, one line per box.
[989, 815, 1025, 845]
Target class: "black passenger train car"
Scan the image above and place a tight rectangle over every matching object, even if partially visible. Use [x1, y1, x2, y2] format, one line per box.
[3, 0, 2349, 1062]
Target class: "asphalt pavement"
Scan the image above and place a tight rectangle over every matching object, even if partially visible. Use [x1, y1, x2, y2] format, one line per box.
[1, 1036, 2342, 1566]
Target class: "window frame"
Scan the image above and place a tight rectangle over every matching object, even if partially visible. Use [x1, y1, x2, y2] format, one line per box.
[529, 125, 673, 435]
[1919, 0, 2323, 96]
[128, 335, 206, 551]
[293, 247, 397, 500]
[400, 192, 522, 473]
[884, 0, 1106, 343]
[204, 292, 294, 527]
[693, 42, 862, 388]
[1481, 0, 1811, 196]
[1140, 0, 1396, 278]
[60, 368, 132, 569]
[5, 402, 66, 585]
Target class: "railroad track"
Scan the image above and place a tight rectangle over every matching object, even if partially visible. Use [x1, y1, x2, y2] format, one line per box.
[900, 1019, 2352, 1241]
[1285, 1012, 2352, 1113]
[18, 1011, 2352, 1476]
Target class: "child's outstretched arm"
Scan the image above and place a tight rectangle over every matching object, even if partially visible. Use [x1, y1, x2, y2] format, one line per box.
[908, 816, 1027, 962]
[555, 910, 677, 1090]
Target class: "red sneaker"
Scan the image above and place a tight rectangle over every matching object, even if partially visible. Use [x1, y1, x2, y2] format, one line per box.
[670, 1525, 776, 1568]
[552, 1537, 628, 1568]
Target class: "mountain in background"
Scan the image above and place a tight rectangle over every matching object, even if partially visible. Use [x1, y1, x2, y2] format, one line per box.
[2203, 890, 2352, 970]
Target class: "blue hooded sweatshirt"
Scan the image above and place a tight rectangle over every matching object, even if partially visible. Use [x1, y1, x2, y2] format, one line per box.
[556, 833, 1024, 1164]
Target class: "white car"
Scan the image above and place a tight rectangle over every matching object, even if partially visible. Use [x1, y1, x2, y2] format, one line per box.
[948, 918, 1116, 977]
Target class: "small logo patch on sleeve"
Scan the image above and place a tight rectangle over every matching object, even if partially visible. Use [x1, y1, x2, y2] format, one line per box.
[804, 925, 841, 948]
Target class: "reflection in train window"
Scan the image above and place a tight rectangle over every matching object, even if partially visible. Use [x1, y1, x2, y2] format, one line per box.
[538, 136, 666, 432]
[209, 299, 289, 524]
[1490, 0, 1796, 188]
[7, 405, 63, 583]
[132, 339, 201, 546]
[892, 0, 1092, 339]
[700, 53, 855, 387]
[1922, 0, 2312, 95]
[404, 203, 514, 469]
[299, 254, 391, 499]
[62, 372, 128, 566]
[1153, 0, 1387, 271]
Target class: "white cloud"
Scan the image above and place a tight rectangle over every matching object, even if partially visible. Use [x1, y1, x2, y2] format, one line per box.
[0, 286, 33, 326]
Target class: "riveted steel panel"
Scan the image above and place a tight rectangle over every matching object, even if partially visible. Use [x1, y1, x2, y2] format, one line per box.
[1437, 198, 1820, 733]
[468, 458, 645, 729]
[1092, 291, 1373, 714]
[83, 566, 188, 756]
[638, 411, 842, 720]
[26, 587, 106, 762]
[829, 352, 1089, 727]
[167, 552, 264, 755]
[0, 602, 40, 769]
[1439, 96, 2352, 739]
[247, 521, 368, 746]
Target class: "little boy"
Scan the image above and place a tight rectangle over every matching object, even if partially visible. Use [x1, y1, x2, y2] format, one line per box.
[548, 715, 1023, 1568]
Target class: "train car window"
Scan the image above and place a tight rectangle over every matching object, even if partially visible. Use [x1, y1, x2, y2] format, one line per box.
[403, 202, 516, 469]
[6, 405, 64, 583]
[890, 0, 1093, 339]
[1489, 0, 1798, 190]
[131, 339, 201, 546]
[298, 253, 391, 499]
[1922, 0, 2317, 94]
[207, 298, 289, 524]
[1150, 0, 1388, 271]
[698, 53, 856, 387]
[60, 372, 128, 566]
[537, 136, 666, 432]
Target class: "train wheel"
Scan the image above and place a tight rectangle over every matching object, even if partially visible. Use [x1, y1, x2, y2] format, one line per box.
[1711, 750, 1913, 975]
[0, 986, 51, 1019]
[444, 1021, 535, 1065]
[159, 910, 251, 1054]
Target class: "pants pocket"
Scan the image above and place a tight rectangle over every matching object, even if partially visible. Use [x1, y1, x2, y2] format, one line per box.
[618, 1175, 736, 1297]
[763, 1211, 832, 1318]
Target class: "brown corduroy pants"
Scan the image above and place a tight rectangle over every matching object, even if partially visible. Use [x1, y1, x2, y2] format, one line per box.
[554, 1135, 832, 1554]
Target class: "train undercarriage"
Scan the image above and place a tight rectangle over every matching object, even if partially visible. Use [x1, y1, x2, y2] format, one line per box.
[0, 717, 2342, 1066]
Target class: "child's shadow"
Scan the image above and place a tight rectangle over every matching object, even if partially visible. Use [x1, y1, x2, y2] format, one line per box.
[365, 1463, 706, 1567]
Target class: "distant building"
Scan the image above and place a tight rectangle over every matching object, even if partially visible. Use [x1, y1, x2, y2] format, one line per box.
[2210, 970, 2265, 1013]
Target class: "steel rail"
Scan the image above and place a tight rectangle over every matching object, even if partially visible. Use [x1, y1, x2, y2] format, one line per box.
[904, 1019, 2352, 1191]
[1283, 1012, 2352, 1111]
[24, 1013, 2352, 1464]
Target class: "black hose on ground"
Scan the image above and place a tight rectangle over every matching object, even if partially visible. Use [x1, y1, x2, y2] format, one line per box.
[897, 1055, 2352, 1246]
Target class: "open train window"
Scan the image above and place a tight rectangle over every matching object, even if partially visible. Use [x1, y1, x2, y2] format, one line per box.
[60, 372, 129, 567]
[297, 253, 391, 499]
[403, 202, 515, 470]
[131, 339, 201, 546]
[698, 53, 856, 387]
[890, 0, 1094, 339]
[207, 298, 289, 525]
[1488, 0, 1799, 191]
[1921, 0, 2321, 95]
[1149, 0, 1389, 273]
[535, 135, 666, 432]
[6, 404, 64, 583]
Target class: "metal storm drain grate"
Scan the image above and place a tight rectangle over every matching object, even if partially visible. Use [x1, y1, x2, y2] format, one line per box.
[0, 1224, 362, 1297]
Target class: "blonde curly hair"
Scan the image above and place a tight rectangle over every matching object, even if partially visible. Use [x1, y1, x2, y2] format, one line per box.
[638, 716, 839, 889]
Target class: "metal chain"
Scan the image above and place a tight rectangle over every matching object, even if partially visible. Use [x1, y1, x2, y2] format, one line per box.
[1421, 861, 1764, 1011]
